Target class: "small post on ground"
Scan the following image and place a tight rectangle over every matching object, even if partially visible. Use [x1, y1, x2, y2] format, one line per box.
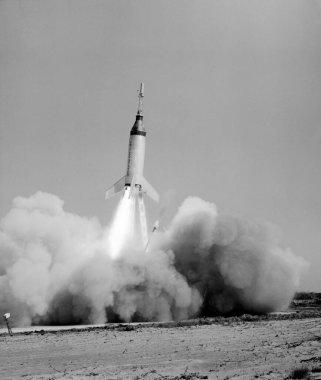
[3, 313, 13, 336]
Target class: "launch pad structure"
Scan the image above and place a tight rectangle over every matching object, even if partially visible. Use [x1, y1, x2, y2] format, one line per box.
[105, 83, 159, 248]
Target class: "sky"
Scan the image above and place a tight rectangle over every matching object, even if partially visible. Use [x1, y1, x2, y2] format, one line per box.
[0, 0, 320, 291]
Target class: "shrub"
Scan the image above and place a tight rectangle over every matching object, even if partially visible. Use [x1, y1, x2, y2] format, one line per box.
[289, 366, 311, 379]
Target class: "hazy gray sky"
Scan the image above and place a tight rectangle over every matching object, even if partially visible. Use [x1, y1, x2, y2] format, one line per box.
[0, 0, 320, 291]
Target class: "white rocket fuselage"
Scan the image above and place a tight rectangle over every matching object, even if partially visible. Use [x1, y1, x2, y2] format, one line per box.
[126, 115, 146, 186]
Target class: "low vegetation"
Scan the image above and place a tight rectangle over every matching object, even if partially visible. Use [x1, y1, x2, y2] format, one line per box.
[291, 292, 321, 307]
[288, 366, 311, 379]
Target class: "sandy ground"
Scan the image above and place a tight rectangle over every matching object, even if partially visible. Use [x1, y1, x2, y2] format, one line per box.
[1, 318, 321, 380]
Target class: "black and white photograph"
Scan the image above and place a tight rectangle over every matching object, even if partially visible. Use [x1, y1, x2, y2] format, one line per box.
[0, 1, 320, 379]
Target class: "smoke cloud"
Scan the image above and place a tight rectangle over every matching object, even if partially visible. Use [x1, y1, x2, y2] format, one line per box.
[0, 192, 307, 326]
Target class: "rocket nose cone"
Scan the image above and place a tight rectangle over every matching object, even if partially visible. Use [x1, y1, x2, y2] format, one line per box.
[131, 114, 146, 134]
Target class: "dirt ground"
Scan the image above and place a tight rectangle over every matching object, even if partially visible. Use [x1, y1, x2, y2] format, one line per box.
[1, 317, 321, 380]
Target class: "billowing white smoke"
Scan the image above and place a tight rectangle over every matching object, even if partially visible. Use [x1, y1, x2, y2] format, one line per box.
[160, 197, 307, 315]
[0, 192, 307, 326]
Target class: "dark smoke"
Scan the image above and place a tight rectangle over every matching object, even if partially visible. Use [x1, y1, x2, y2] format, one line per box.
[0, 192, 306, 326]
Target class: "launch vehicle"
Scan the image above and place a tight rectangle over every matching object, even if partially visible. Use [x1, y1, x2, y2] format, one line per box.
[105, 83, 159, 246]
[105, 83, 159, 203]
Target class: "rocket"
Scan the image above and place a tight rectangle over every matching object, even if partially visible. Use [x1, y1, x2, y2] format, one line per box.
[105, 83, 159, 202]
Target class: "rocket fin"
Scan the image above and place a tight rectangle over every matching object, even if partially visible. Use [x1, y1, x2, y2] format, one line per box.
[105, 176, 126, 199]
[140, 176, 159, 203]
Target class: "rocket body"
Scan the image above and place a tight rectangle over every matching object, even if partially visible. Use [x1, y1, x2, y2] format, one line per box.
[106, 84, 159, 202]
[126, 115, 146, 184]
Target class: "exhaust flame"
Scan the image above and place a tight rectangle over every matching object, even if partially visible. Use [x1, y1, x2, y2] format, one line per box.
[108, 187, 135, 259]
[0, 192, 308, 326]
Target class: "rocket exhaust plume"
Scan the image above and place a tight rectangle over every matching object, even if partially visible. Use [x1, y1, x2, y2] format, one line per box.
[0, 192, 307, 326]
[108, 188, 135, 259]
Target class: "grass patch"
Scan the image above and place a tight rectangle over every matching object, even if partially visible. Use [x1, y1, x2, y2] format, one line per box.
[288, 366, 311, 379]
